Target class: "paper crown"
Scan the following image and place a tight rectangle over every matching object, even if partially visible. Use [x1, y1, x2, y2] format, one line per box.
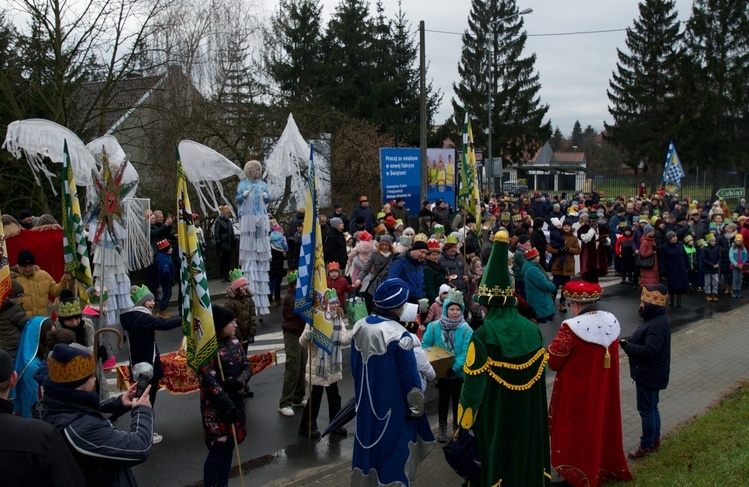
[562, 281, 602, 302]
[287, 270, 299, 283]
[87, 288, 109, 308]
[683, 235, 694, 243]
[432, 224, 445, 233]
[376, 212, 386, 220]
[445, 288, 464, 307]
[130, 285, 153, 305]
[56, 297, 82, 318]
[47, 344, 95, 386]
[229, 268, 244, 282]
[512, 214, 522, 221]
[327, 262, 340, 271]
[473, 231, 517, 308]
[524, 248, 539, 260]
[324, 288, 339, 303]
[414, 233, 429, 243]
[427, 240, 441, 252]
[641, 285, 668, 306]
[157, 239, 170, 250]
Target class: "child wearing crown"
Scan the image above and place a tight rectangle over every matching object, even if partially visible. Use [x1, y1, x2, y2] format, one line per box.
[223, 269, 258, 346]
[155, 239, 174, 319]
[297, 289, 352, 439]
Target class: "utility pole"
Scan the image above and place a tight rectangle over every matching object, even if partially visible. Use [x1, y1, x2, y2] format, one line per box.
[420, 20, 427, 204]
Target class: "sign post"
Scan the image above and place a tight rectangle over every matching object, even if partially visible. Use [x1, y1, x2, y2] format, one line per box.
[715, 188, 745, 199]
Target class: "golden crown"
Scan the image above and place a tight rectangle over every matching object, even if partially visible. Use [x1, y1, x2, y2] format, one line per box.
[641, 287, 668, 306]
[56, 298, 82, 318]
[48, 354, 95, 384]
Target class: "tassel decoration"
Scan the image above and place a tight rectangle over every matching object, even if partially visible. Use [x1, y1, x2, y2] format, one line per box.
[604, 347, 611, 369]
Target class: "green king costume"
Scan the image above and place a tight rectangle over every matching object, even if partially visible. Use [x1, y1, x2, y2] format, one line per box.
[458, 230, 551, 486]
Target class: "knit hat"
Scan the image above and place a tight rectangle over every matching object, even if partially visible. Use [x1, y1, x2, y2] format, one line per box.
[130, 285, 154, 307]
[438, 284, 451, 296]
[18, 209, 33, 221]
[384, 216, 397, 228]
[229, 268, 248, 290]
[378, 235, 393, 244]
[358, 230, 373, 242]
[562, 281, 602, 302]
[473, 231, 517, 308]
[735, 234, 744, 243]
[412, 240, 429, 251]
[56, 289, 82, 319]
[211, 305, 236, 331]
[641, 284, 668, 307]
[643, 224, 654, 234]
[0, 349, 12, 382]
[550, 217, 562, 228]
[324, 288, 339, 304]
[524, 248, 539, 260]
[330, 217, 343, 228]
[47, 343, 96, 388]
[666, 231, 677, 241]
[17, 249, 35, 266]
[287, 270, 299, 283]
[399, 235, 412, 247]
[373, 278, 410, 310]
[9, 279, 24, 298]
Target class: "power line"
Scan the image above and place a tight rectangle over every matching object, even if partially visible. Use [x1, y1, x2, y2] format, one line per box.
[424, 27, 628, 37]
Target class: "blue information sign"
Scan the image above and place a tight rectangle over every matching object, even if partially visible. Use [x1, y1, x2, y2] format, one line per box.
[380, 148, 421, 216]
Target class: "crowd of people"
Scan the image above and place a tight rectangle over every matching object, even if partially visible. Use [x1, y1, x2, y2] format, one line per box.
[2, 184, 737, 486]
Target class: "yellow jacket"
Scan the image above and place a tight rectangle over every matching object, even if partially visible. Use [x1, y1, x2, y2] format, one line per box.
[11, 266, 69, 318]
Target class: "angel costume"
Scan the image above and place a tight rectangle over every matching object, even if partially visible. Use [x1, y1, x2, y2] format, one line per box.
[236, 160, 271, 314]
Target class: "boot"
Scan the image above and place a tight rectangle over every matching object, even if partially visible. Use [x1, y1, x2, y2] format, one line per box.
[559, 301, 567, 313]
[676, 295, 682, 307]
[654, 437, 661, 451]
[628, 445, 654, 459]
[437, 424, 448, 443]
[724, 284, 731, 295]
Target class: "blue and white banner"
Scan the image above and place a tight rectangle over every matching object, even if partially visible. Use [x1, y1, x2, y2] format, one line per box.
[380, 148, 421, 215]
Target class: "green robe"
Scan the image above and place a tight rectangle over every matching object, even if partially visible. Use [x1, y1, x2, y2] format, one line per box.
[458, 307, 551, 487]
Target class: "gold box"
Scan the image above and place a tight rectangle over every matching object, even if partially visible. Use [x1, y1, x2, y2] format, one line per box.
[423, 345, 455, 379]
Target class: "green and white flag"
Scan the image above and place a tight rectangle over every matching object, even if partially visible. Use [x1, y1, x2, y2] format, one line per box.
[62, 140, 93, 301]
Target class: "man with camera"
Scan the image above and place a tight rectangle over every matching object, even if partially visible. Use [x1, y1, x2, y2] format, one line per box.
[34, 343, 154, 486]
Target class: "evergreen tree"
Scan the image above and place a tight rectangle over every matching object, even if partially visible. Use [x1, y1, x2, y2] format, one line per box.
[570, 120, 583, 147]
[550, 125, 565, 150]
[452, 0, 550, 166]
[605, 0, 683, 173]
[680, 0, 749, 172]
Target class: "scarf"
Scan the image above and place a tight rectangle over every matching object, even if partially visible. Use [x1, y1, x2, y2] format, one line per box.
[42, 384, 101, 411]
[270, 230, 287, 251]
[438, 314, 463, 352]
[315, 316, 343, 380]
[379, 250, 392, 258]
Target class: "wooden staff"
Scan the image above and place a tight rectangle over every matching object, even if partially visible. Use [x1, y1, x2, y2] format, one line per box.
[307, 334, 313, 439]
[216, 349, 244, 486]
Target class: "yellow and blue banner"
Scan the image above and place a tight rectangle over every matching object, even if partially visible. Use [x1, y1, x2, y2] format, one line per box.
[662, 140, 685, 196]
[295, 144, 335, 354]
[176, 150, 217, 373]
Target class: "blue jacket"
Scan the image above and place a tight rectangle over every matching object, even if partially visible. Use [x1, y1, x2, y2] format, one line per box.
[622, 308, 671, 390]
[422, 319, 472, 378]
[155, 251, 173, 283]
[521, 260, 556, 319]
[350, 203, 375, 233]
[728, 245, 748, 269]
[659, 241, 690, 293]
[35, 392, 153, 487]
[700, 243, 720, 274]
[387, 251, 425, 300]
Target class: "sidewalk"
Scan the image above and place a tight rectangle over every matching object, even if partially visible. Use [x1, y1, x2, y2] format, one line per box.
[264, 303, 749, 486]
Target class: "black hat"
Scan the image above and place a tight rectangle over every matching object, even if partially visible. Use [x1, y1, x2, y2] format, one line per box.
[212, 305, 236, 331]
[18, 209, 33, 221]
[17, 249, 35, 266]
[412, 241, 429, 251]
[0, 349, 13, 382]
[423, 200, 431, 206]
[436, 199, 443, 206]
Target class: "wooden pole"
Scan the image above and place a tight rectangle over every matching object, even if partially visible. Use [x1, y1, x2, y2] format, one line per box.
[307, 337, 313, 439]
[216, 350, 244, 486]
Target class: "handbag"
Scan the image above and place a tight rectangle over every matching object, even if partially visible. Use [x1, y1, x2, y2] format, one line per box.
[443, 428, 481, 482]
[636, 252, 655, 270]
[345, 290, 368, 328]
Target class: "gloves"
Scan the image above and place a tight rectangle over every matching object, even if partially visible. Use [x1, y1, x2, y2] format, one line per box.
[242, 190, 249, 198]
[558, 246, 568, 253]
[221, 380, 242, 394]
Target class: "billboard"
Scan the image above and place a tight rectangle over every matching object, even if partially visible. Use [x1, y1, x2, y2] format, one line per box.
[380, 148, 421, 215]
[426, 148, 456, 208]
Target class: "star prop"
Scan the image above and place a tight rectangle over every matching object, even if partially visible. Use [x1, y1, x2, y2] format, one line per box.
[91, 149, 137, 245]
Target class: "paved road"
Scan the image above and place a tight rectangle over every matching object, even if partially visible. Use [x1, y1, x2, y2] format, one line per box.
[111, 275, 748, 486]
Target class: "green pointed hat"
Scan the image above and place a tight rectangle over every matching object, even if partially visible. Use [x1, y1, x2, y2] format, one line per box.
[473, 230, 517, 307]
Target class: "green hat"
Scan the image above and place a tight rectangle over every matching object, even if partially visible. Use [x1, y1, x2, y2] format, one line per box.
[696, 238, 705, 247]
[324, 288, 339, 303]
[229, 268, 244, 282]
[56, 296, 82, 319]
[87, 288, 109, 310]
[473, 231, 517, 308]
[618, 221, 628, 228]
[433, 223, 445, 233]
[287, 270, 299, 283]
[705, 233, 716, 242]
[683, 235, 694, 244]
[130, 285, 154, 307]
[376, 212, 386, 220]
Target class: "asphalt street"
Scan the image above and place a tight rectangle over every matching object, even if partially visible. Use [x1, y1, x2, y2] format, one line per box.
[110, 274, 740, 486]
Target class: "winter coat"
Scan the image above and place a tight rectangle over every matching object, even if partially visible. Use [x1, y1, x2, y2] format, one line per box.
[35, 391, 153, 487]
[659, 241, 690, 294]
[546, 229, 581, 277]
[530, 228, 548, 267]
[270, 247, 287, 279]
[120, 307, 182, 380]
[422, 319, 473, 379]
[155, 251, 174, 284]
[728, 245, 749, 270]
[718, 233, 732, 272]
[55, 316, 95, 349]
[282, 291, 306, 335]
[423, 259, 447, 304]
[464, 229, 480, 256]
[432, 206, 452, 232]
[701, 243, 721, 274]
[299, 321, 352, 387]
[323, 227, 348, 271]
[213, 216, 234, 255]
[521, 260, 556, 319]
[11, 265, 68, 318]
[0, 397, 85, 486]
[638, 235, 660, 286]
[387, 251, 425, 300]
[349, 203, 375, 233]
[513, 246, 529, 283]
[200, 335, 252, 450]
[327, 276, 354, 303]
[0, 298, 29, 359]
[438, 252, 467, 294]
[358, 251, 393, 296]
[223, 287, 258, 341]
[328, 210, 350, 233]
[621, 308, 671, 390]
[348, 240, 375, 282]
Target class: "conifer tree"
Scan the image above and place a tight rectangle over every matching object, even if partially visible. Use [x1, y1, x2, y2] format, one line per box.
[606, 0, 683, 172]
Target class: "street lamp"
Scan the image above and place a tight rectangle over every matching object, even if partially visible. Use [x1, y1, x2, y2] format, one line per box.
[486, 7, 532, 194]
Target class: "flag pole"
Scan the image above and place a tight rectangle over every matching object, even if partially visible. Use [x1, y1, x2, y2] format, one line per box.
[308, 339, 313, 439]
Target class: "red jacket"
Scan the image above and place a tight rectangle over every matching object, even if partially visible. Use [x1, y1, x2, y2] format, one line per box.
[327, 276, 354, 303]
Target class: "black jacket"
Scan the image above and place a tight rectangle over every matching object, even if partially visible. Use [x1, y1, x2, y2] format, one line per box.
[622, 308, 671, 390]
[120, 307, 181, 379]
[213, 216, 234, 254]
[324, 227, 348, 270]
[0, 398, 85, 486]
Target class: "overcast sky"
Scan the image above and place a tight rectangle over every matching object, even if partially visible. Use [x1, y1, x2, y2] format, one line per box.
[316, 0, 695, 136]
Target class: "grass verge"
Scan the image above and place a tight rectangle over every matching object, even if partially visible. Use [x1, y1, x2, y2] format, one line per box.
[612, 380, 749, 485]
